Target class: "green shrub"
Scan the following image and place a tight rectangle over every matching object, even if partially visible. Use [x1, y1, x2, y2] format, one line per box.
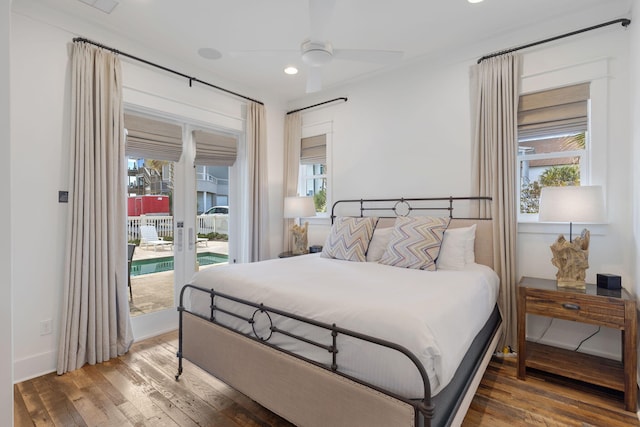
[314, 189, 327, 213]
[520, 165, 580, 214]
[198, 232, 228, 241]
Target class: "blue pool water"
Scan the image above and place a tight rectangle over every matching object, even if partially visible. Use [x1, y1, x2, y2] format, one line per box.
[131, 252, 228, 276]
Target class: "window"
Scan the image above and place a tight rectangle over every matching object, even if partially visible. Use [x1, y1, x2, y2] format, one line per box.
[518, 83, 590, 218]
[299, 134, 327, 214]
[193, 129, 235, 221]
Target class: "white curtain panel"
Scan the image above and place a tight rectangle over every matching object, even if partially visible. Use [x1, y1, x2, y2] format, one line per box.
[470, 53, 521, 350]
[283, 112, 302, 252]
[57, 42, 133, 374]
[246, 102, 269, 261]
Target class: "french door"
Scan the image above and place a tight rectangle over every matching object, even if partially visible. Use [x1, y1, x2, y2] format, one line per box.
[125, 111, 239, 339]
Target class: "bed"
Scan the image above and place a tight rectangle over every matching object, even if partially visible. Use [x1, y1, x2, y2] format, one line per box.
[175, 197, 502, 427]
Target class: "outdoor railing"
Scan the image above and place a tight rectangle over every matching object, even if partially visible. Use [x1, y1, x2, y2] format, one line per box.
[196, 215, 229, 236]
[127, 215, 229, 241]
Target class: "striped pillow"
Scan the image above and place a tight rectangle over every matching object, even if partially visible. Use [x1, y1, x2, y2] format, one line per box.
[379, 216, 449, 270]
[321, 217, 377, 262]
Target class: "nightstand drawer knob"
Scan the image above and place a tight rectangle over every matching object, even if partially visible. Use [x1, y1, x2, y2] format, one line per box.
[562, 303, 581, 310]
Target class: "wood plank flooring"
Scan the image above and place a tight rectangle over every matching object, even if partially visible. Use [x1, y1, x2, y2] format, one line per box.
[14, 331, 640, 426]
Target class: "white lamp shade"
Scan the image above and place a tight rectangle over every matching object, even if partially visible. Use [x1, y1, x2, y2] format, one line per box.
[538, 185, 605, 223]
[284, 196, 316, 219]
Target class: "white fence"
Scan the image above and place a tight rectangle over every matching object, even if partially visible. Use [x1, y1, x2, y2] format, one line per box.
[197, 215, 229, 236]
[127, 215, 229, 241]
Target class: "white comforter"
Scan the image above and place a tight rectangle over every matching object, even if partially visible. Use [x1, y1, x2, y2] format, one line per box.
[187, 254, 499, 398]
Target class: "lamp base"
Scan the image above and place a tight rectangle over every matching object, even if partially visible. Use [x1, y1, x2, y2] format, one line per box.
[550, 229, 590, 290]
[291, 222, 309, 255]
[556, 278, 586, 290]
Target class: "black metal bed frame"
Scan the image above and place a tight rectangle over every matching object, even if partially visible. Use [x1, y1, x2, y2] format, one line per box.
[175, 196, 493, 427]
[330, 196, 492, 222]
[176, 284, 434, 424]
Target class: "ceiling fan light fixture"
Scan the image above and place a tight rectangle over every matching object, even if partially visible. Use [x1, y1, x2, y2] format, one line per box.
[301, 40, 333, 67]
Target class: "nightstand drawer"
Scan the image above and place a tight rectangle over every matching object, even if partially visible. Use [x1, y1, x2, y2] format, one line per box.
[526, 292, 625, 328]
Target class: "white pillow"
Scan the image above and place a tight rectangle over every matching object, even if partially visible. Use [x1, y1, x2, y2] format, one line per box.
[366, 227, 393, 262]
[437, 224, 477, 270]
[464, 223, 477, 264]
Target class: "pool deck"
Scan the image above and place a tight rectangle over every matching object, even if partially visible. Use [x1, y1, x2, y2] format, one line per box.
[129, 240, 228, 317]
[132, 239, 229, 261]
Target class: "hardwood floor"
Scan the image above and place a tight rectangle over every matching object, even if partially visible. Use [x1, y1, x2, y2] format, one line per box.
[15, 331, 640, 426]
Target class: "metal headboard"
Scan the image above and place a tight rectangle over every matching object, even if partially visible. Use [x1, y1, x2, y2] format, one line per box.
[330, 196, 492, 223]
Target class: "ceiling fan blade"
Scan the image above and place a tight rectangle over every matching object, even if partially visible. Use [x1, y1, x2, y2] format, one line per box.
[309, 0, 336, 42]
[228, 49, 297, 59]
[333, 49, 403, 64]
[306, 67, 322, 93]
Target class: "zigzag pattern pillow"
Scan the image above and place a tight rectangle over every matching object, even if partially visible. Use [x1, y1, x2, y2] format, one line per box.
[321, 217, 377, 262]
[379, 216, 449, 270]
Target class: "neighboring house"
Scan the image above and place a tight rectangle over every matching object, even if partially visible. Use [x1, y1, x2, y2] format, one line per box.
[196, 165, 229, 214]
[127, 159, 173, 199]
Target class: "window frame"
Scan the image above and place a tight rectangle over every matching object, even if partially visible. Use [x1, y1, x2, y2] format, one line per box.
[299, 121, 332, 220]
[517, 58, 608, 226]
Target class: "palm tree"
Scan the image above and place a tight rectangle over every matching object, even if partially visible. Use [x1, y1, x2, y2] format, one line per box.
[560, 132, 586, 151]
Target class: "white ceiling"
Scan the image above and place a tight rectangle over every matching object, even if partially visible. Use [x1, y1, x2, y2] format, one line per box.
[12, 0, 633, 103]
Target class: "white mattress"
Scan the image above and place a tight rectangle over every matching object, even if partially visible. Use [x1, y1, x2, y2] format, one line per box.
[187, 254, 499, 398]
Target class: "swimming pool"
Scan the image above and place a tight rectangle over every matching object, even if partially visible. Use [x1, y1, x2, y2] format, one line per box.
[131, 252, 228, 276]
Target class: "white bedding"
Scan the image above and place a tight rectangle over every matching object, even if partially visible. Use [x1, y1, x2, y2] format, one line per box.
[187, 254, 499, 398]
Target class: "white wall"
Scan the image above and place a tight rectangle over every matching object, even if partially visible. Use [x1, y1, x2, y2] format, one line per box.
[293, 20, 633, 360]
[631, 0, 640, 379]
[1, 1, 13, 424]
[10, 12, 287, 381]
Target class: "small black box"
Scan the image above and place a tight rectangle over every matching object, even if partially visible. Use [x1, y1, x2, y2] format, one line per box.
[597, 273, 621, 290]
[309, 245, 323, 253]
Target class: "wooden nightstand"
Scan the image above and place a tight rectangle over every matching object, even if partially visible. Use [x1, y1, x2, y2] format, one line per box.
[278, 251, 303, 258]
[517, 276, 637, 412]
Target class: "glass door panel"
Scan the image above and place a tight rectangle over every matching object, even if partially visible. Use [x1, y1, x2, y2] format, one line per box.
[195, 165, 230, 271]
[127, 156, 175, 317]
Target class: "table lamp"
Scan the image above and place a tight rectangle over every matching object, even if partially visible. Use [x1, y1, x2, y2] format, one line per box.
[284, 196, 316, 255]
[538, 185, 605, 289]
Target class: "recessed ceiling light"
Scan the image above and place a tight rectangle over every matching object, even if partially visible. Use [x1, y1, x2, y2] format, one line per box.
[284, 66, 299, 75]
[198, 48, 222, 60]
[468, 0, 484, 3]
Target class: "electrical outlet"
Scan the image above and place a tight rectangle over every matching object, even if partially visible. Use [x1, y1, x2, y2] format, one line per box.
[40, 319, 52, 336]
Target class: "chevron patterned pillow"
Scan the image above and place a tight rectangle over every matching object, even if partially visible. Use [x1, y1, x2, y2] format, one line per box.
[379, 216, 450, 270]
[321, 217, 377, 262]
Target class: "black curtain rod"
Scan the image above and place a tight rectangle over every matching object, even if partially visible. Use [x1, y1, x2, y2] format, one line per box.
[477, 18, 631, 64]
[73, 37, 264, 105]
[287, 97, 348, 115]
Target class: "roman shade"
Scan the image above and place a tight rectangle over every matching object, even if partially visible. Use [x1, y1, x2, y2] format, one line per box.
[193, 129, 238, 166]
[518, 82, 590, 139]
[124, 113, 183, 162]
[300, 134, 326, 165]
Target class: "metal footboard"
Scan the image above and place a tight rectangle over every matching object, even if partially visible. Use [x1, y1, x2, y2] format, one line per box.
[175, 283, 435, 425]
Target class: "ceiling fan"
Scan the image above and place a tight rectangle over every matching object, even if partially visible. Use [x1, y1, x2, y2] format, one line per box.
[231, 0, 403, 93]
